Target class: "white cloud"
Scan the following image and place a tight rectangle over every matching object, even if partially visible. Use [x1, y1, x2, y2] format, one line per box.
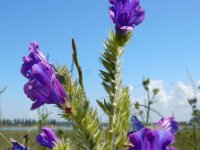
[176, 81, 195, 99]
[132, 80, 200, 122]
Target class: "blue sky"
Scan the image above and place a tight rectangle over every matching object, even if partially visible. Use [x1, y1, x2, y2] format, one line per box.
[0, 0, 200, 121]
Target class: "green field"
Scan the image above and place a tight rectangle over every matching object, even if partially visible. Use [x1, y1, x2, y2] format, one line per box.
[174, 127, 200, 150]
[0, 128, 200, 150]
[0, 131, 39, 149]
[0, 129, 73, 150]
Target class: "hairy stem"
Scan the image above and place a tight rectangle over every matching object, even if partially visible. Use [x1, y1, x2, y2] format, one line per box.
[100, 32, 132, 148]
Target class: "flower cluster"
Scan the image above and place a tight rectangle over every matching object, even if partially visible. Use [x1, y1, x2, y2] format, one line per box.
[129, 116, 179, 150]
[109, 0, 145, 34]
[21, 42, 70, 111]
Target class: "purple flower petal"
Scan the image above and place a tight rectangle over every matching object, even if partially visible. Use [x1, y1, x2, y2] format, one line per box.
[109, 0, 145, 34]
[129, 116, 179, 150]
[131, 116, 144, 132]
[129, 128, 175, 150]
[11, 139, 28, 150]
[168, 147, 177, 150]
[21, 42, 70, 110]
[156, 116, 179, 135]
[36, 127, 59, 149]
[157, 129, 175, 150]
[129, 131, 142, 150]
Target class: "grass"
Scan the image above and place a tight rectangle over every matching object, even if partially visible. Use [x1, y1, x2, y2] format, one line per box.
[0, 129, 73, 150]
[174, 127, 200, 150]
[0, 130, 39, 149]
[0, 127, 200, 149]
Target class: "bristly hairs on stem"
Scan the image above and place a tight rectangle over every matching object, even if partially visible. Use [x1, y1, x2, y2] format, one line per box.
[98, 30, 132, 149]
[57, 66, 103, 150]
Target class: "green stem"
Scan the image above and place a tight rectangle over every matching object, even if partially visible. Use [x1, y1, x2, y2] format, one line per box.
[108, 48, 119, 143]
[100, 31, 132, 148]
[0, 86, 7, 94]
[23, 134, 28, 147]
[72, 38, 84, 89]
[0, 132, 12, 146]
[138, 104, 163, 117]
[146, 91, 151, 125]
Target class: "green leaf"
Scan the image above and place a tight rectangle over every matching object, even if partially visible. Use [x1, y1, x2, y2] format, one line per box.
[101, 81, 112, 95]
[96, 99, 110, 115]
[100, 70, 113, 82]
[153, 88, 159, 95]
[135, 102, 140, 110]
[143, 79, 150, 91]
[100, 58, 114, 73]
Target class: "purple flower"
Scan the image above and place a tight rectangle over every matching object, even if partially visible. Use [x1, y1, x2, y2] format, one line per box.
[36, 127, 59, 149]
[11, 139, 28, 150]
[156, 116, 179, 135]
[129, 128, 176, 150]
[128, 116, 178, 150]
[109, 0, 145, 34]
[131, 116, 144, 132]
[21, 42, 70, 110]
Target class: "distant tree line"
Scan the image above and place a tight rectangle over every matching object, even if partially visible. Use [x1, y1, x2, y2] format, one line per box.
[0, 118, 70, 126]
[0, 118, 197, 127]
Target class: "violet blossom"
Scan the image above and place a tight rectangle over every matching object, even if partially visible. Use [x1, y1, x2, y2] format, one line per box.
[128, 116, 179, 150]
[21, 42, 70, 110]
[109, 0, 145, 34]
[36, 127, 59, 149]
[156, 116, 179, 135]
[11, 139, 28, 150]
